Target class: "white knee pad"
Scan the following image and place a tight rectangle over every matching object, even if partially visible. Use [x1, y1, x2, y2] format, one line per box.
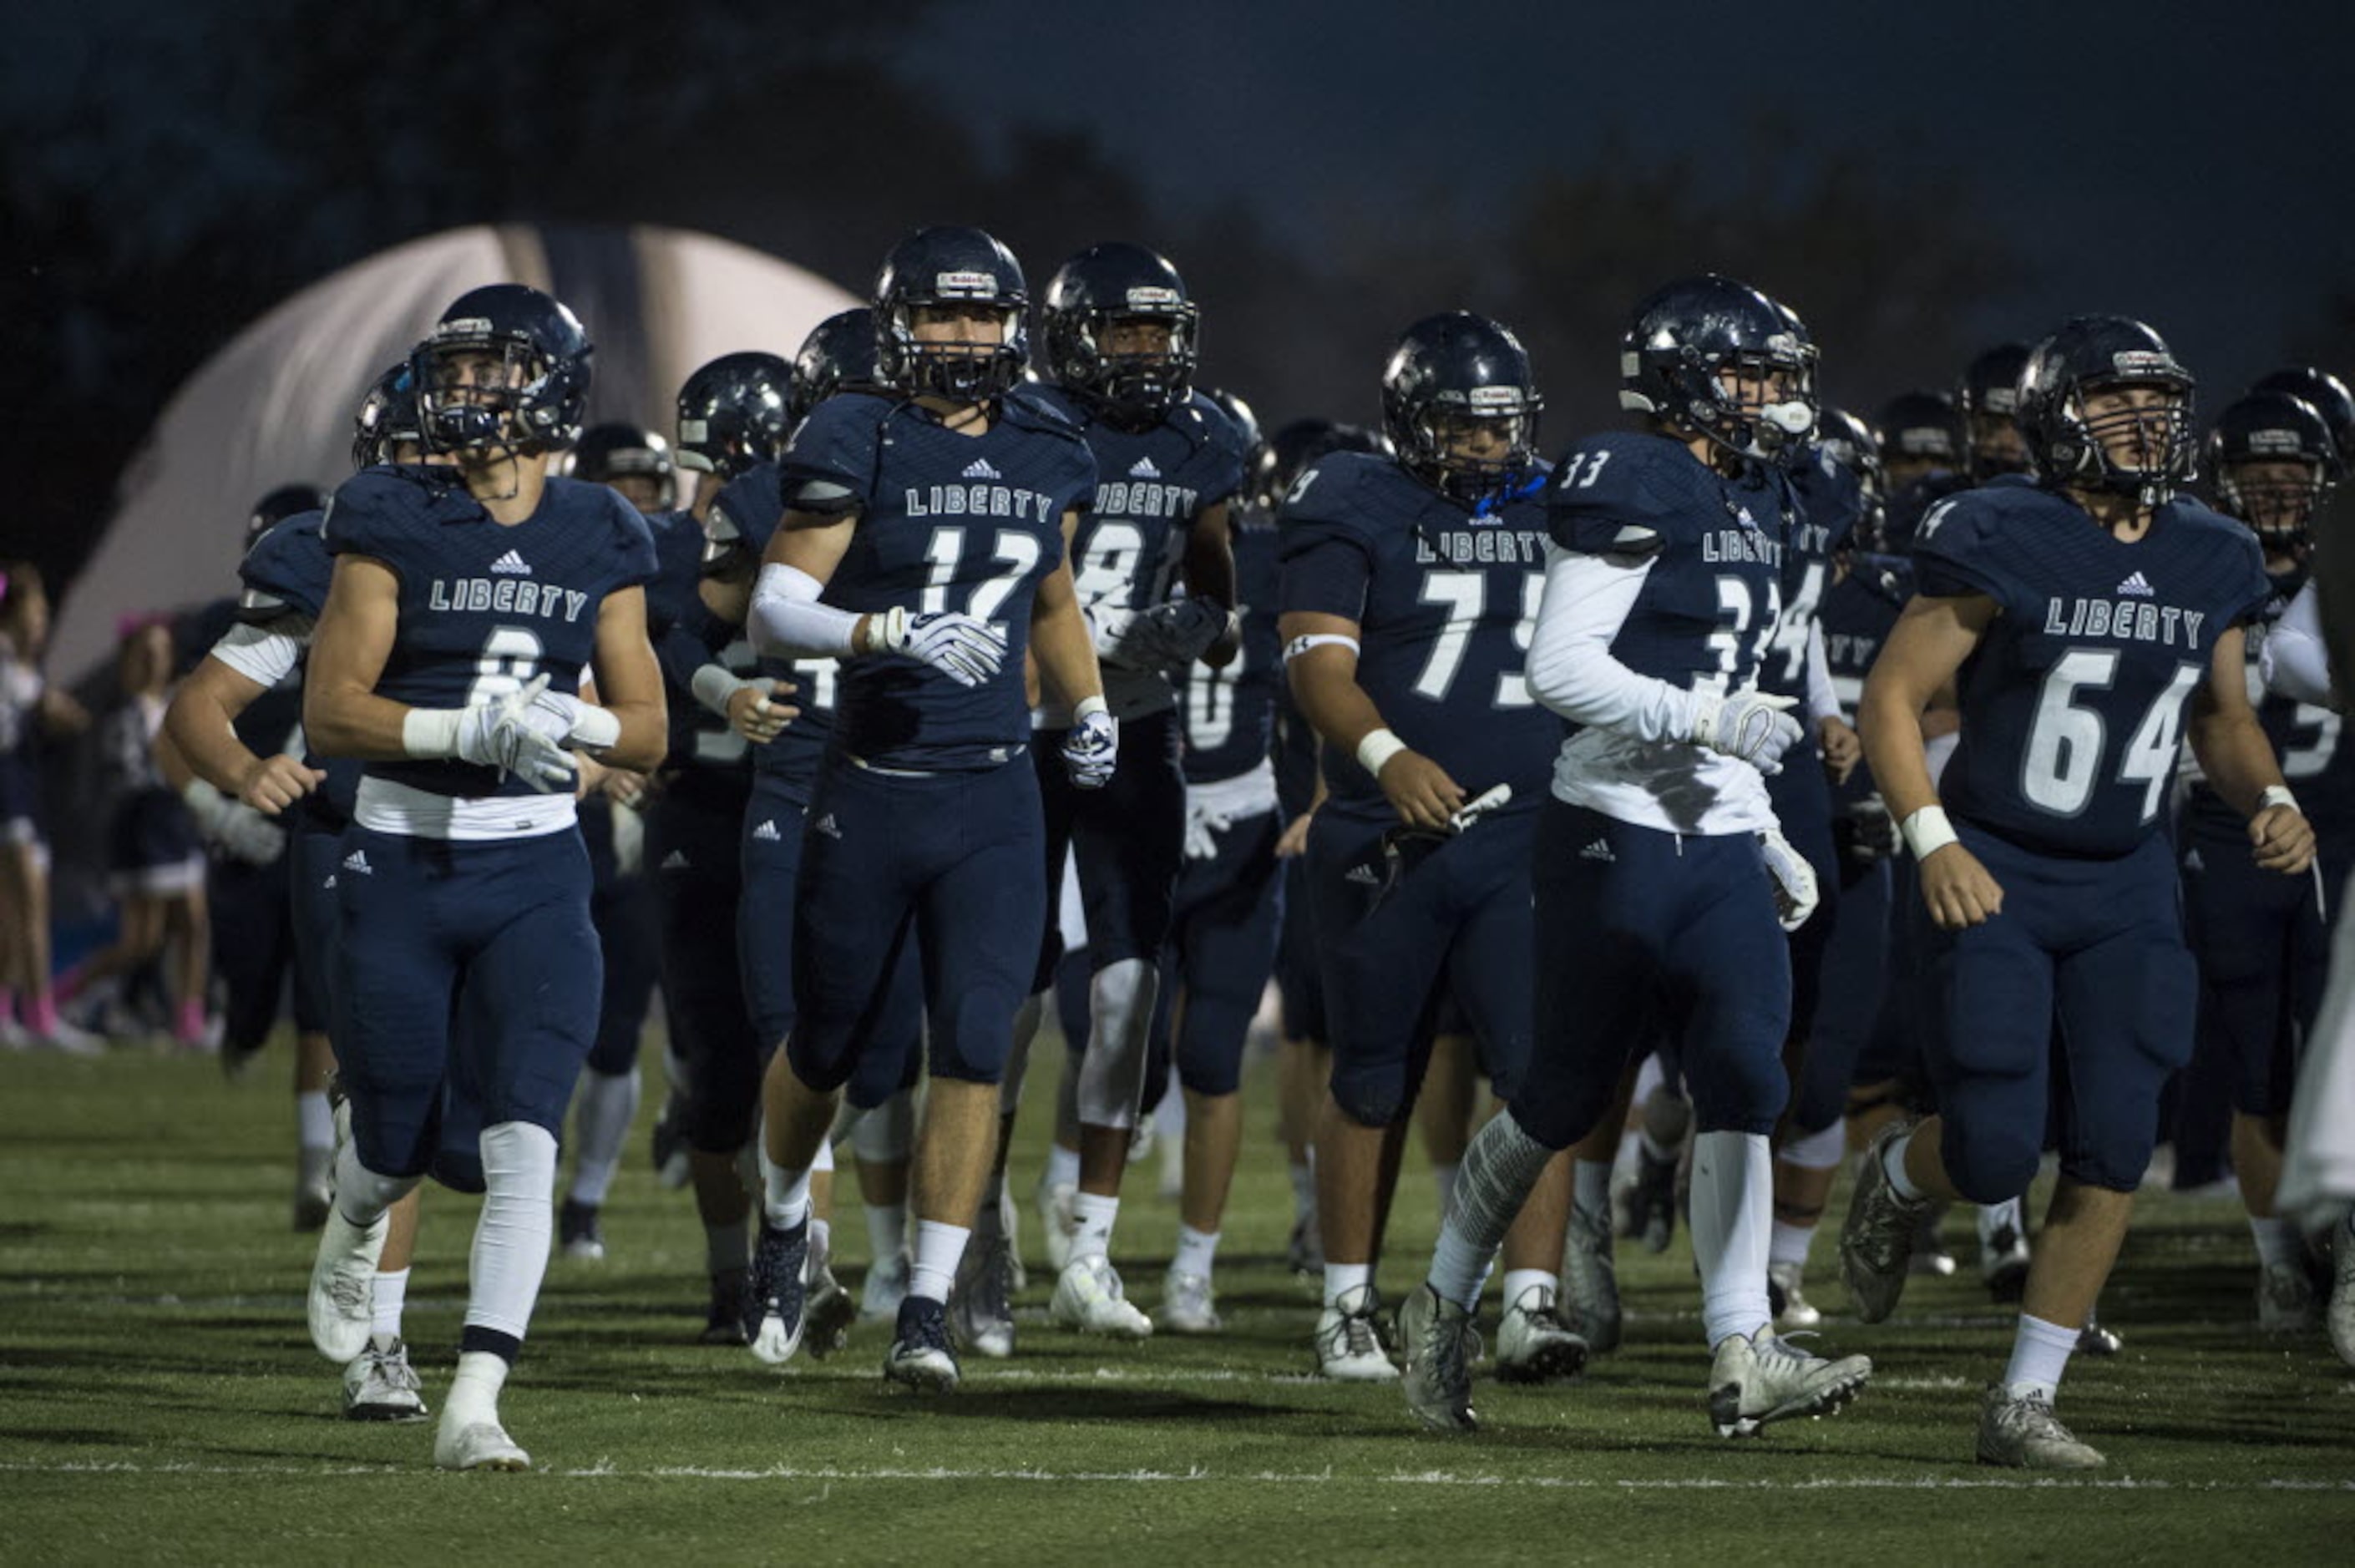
[853, 1087, 916, 1166]
[1780, 1119, 1846, 1171]
[1076, 958, 1158, 1130]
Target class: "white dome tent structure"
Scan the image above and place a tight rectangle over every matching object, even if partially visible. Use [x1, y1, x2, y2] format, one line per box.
[53, 222, 858, 680]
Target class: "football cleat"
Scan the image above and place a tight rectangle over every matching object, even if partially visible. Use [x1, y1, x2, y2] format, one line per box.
[950, 1228, 1019, 1359]
[1156, 1268, 1223, 1336]
[292, 1147, 335, 1233]
[559, 1200, 605, 1262]
[1558, 1203, 1624, 1354]
[1976, 1383, 2104, 1469]
[1397, 1283, 1480, 1433]
[1768, 1262, 1822, 1330]
[342, 1335, 428, 1422]
[2258, 1261, 2321, 1334]
[1494, 1282, 1588, 1384]
[308, 1204, 388, 1363]
[1839, 1122, 1928, 1323]
[804, 1252, 856, 1361]
[1909, 1204, 1957, 1277]
[747, 1219, 809, 1366]
[2075, 1313, 2123, 1356]
[2332, 1218, 2355, 1368]
[1978, 1198, 2032, 1301]
[1314, 1284, 1400, 1381]
[1707, 1326, 1871, 1438]
[1035, 1171, 1078, 1274]
[1051, 1255, 1153, 1339]
[884, 1296, 961, 1393]
[434, 1416, 530, 1472]
[861, 1252, 911, 1323]
[701, 1268, 751, 1345]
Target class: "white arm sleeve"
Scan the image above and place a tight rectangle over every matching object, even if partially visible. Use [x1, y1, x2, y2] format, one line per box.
[1805, 619, 1841, 725]
[2262, 579, 2336, 708]
[1526, 545, 1700, 742]
[207, 621, 308, 690]
[747, 562, 861, 660]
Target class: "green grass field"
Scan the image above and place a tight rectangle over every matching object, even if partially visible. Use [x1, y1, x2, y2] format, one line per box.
[3, 1042, 2351, 1565]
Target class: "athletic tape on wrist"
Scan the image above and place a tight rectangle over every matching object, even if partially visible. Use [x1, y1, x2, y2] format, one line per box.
[1900, 803, 1959, 861]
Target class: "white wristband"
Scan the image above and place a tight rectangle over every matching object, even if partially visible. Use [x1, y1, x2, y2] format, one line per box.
[1075, 695, 1109, 723]
[1900, 804, 1960, 862]
[1356, 727, 1408, 778]
[569, 704, 621, 751]
[690, 664, 753, 719]
[858, 604, 909, 657]
[401, 706, 463, 759]
[2259, 785, 2300, 816]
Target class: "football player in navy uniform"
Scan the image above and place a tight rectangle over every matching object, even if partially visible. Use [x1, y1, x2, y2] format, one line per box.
[302, 286, 667, 1470]
[1878, 389, 1963, 551]
[1847, 317, 2308, 1469]
[742, 227, 1102, 1393]
[2182, 390, 2349, 1332]
[1958, 342, 2034, 481]
[1397, 277, 1873, 1437]
[1281, 312, 1583, 1389]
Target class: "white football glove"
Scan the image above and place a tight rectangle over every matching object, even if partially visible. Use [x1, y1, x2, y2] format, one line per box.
[1690, 686, 1804, 775]
[1097, 598, 1233, 671]
[454, 675, 578, 793]
[1062, 702, 1119, 790]
[867, 605, 1007, 688]
[524, 685, 623, 752]
[1183, 797, 1236, 860]
[1759, 825, 1820, 933]
[182, 781, 286, 866]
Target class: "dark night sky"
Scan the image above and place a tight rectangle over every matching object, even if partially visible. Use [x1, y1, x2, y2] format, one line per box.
[900, 0, 2355, 399]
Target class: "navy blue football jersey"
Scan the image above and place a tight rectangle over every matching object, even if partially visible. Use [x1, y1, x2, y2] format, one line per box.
[1179, 513, 1281, 785]
[1885, 469, 1968, 554]
[1915, 477, 2271, 857]
[712, 460, 836, 798]
[777, 388, 1096, 771]
[321, 467, 658, 799]
[1036, 387, 1248, 717]
[1760, 444, 1862, 699]
[240, 509, 362, 823]
[1818, 553, 1913, 806]
[2190, 565, 2355, 842]
[643, 507, 758, 773]
[1279, 453, 1562, 820]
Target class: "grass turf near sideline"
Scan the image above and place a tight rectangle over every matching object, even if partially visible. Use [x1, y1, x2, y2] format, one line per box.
[2, 1044, 2350, 1564]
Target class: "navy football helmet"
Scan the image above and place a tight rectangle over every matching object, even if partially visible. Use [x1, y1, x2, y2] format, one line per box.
[1620, 276, 1815, 462]
[565, 422, 676, 512]
[2250, 367, 2355, 463]
[1877, 390, 1960, 469]
[412, 283, 593, 457]
[1814, 404, 1887, 551]
[874, 226, 1029, 403]
[1041, 242, 1201, 422]
[788, 310, 881, 426]
[2017, 316, 2196, 500]
[1254, 417, 1387, 515]
[676, 352, 793, 479]
[351, 362, 423, 470]
[1958, 341, 2033, 479]
[2207, 390, 2337, 554]
[246, 483, 328, 549]
[1382, 312, 1543, 502]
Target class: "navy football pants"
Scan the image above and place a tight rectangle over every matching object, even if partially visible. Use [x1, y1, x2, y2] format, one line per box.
[1150, 804, 1285, 1100]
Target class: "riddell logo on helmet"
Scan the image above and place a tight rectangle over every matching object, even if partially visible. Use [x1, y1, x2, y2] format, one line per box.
[437, 317, 493, 338]
[2250, 430, 2303, 455]
[2111, 351, 2180, 377]
[934, 271, 998, 296]
[1124, 286, 1179, 308]
[1466, 386, 1523, 410]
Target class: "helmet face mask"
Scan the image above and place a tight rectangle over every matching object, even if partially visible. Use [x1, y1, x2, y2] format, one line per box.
[412, 284, 592, 459]
[874, 228, 1031, 405]
[566, 423, 676, 513]
[1043, 243, 1201, 423]
[2209, 390, 2338, 555]
[1382, 312, 1543, 504]
[2018, 317, 2195, 503]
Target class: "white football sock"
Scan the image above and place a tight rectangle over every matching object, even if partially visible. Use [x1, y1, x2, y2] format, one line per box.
[756, 1141, 812, 1232]
[296, 1090, 335, 1153]
[1045, 1141, 1081, 1192]
[1323, 1260, 1371, 1308]
[2249, 1214, 2300, 1272]
[1069, 1191, 1118, 1262]
[464, 1121, 559, 1344]
[907, 1219, 969, 1305]
[1691, 1129, 1774, 1347]
[1883, 1131, 1927, 1202]
[1426, 1111, 1554, 1310]
[443, 1348, 509, 1430]
[372, 1267, 410, 1341]
[867, 1202, 909, 1266]
[809, 1216, 833, 1272]
[1501, 1267, 1552, 1308]
[1172, 1224, 1219, 1280]
[2004, 1312, 2078, 1401]
[1432, 1161, 1460, 1223]
[1768, 1220, 1816, 1270]
[565, 1067, 638, 1206]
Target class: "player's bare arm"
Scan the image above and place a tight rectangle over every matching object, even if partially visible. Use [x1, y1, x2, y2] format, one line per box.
[162, 652, 324, 812]
[1184, 501, 1241, 669]
[1279, 608, 1461, 831]
[304, 554, 411, 759]
[1030, 511, 1106, 709]
[583, 586, 667, 773]
[1861, 589, 2004, 929]
[2186, 624, 2316, 875]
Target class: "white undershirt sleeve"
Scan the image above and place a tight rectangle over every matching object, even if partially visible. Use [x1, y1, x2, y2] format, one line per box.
[2261, 578, 2336, 708]
[1526, 545, 1700, 743]
[1805, 619, 1841, 725]
[747, 562, 862, 660]
[207, 621, 308, 690]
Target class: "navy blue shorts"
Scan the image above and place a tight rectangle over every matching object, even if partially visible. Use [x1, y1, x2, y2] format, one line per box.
[1520, 802, 1790, 1147]
[332, 825, 599, 1179]
[209, 851, 291, 1053]
[1030, 706, 1185, 990]
[1305, 803, 1534, 1129]
[1925, 822, 2197, 1199]
[646, 770, 764, 1152]
[2180, 807, 2328, 1120]
[582, 802, 659, 1075]
[287, 819, 341, 1035]
[1152, 804, 1284, 1100]
[739, 767, 923, 1109]
[788, 754, 1041, 1091]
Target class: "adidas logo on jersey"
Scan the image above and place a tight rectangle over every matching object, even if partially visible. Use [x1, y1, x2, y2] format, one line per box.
[961, 458, 1003, 480]
[490, 550, 532, 576]
[813, 812, 843, 840]
[342, 850, 372, 876]
[752, 818, 782, 842]
[1129, 455, 1162, 479]
[1344, 864, 1383, 887]
[1579, 839, 1615, 862]
[2117, 571, 2155, 596]
[661, 850, 690, 872]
